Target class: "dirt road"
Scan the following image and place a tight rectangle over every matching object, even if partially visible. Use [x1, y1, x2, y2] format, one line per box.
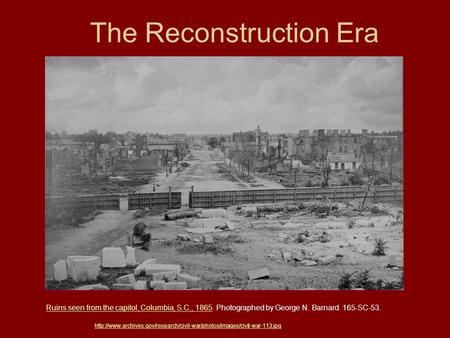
[141, 149, 284, 204]
[45, 211, 135, 279]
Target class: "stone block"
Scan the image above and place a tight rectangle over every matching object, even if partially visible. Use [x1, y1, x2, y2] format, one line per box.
[151, 271, 178, 282]
[125, 246, 136, 266]
[54, 259, 67, 281]
[151, 272, 166, 281]
[144, 264, 182, 276]
[134, 258, 157, 275]
[66, 256, 101, 282]
[112, 283, 134, 290]
[116, 273, 136, 285]
[102, 247, 126, 268]
[150, 280, 166, 290]
[134, 280, 148, 290]
[248, 267, 270, 280]
[291, 251, 305, 261]
[164, 282, 187, 290]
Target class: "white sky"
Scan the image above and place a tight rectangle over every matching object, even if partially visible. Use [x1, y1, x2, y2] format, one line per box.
[45, 57, 403, 134]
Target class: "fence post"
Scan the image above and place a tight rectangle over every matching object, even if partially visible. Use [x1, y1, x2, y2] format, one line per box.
[232, 192, 236, 206]
[373, 189, 377, 203]
[169, 186, 172, 209]
[353, 187, 357, 199]
[190, 186, 194, 208]
[294, 189, 297, 203]
[334, 190, 337, 202]
[273, 191, 276, 203]
[211, 193, 215, 208]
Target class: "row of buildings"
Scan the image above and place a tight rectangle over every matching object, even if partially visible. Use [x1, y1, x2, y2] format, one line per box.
[221, 126, 403, 174]
[45, 132, 189, 186]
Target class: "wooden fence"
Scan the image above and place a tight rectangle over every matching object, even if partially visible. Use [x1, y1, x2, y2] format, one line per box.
[46, 194, 120, 217]
[189, 185, 403, 208]
[128, 191, 182, 210]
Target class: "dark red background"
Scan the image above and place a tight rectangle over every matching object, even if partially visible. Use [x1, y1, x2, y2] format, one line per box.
[3, 0, 447, 336]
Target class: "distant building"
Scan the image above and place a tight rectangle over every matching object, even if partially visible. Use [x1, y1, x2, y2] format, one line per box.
[328, 153, 361, 171]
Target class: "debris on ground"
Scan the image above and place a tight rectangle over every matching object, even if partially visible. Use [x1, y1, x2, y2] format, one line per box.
[47, 195, 403, 291]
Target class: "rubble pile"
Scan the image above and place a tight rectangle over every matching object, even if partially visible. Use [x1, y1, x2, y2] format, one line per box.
[51, 247, 204, 290]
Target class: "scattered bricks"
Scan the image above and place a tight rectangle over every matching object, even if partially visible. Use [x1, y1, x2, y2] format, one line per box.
[150, 281, 166, 290]
[66, 256, 101, 282]
[134, 280, 148, 290]
[102, 247, 126, 268]
[112, 283, 135, 290]
[144, 264, 181, 276]
[177, 234, 191, 241]
[318, 255, 336, 265]
[388, 255, 404, 268]
[248, 267, 270, 280]
[125, 246, 136, 266]
[291, 251, 305, 261]
[300, 260, 318, 266]
[116, 273, 136, 285]
[75, 284, 109, 290]
[164, 282, 188, 290]
[54, 259, 67, 281]
[177, 273, 201, 288]
[134, 258, 157, 275]
[201, 234, 214, 244]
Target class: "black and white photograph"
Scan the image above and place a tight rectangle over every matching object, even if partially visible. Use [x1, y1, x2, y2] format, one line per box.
[45, 56, 404, 290]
